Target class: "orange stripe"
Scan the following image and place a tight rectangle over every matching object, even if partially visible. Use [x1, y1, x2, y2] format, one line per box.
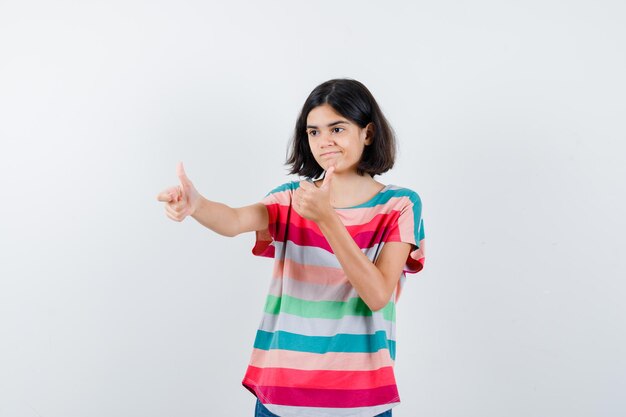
[248, 348, 395, 371]
[272, 259, 347, 285]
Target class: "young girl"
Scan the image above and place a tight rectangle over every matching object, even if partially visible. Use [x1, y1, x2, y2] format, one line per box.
[157, 79, 426, 417]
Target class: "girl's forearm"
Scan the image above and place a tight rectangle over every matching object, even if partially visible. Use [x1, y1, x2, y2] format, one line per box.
[317, 212, 388, 311]
[191, 196, 240, 237]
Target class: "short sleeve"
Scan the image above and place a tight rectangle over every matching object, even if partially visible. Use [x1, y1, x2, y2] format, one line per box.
[386, 190, 426, 274]
[251, 182, 293, 258]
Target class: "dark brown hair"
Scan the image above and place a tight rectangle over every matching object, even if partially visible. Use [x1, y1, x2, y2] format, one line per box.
[286, 78, 396, 179]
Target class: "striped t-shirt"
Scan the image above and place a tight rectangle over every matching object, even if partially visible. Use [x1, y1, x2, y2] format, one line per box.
[242, 180, 426, 417]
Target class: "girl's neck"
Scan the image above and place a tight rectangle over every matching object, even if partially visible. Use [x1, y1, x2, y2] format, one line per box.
[314, 171, 385, 208]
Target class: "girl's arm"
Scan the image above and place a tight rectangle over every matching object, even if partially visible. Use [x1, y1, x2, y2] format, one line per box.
[293, 169, 412, 311]
[157, 162, 268, 236]
[317, 214, 412, 311]
[191, 199, 268, 237]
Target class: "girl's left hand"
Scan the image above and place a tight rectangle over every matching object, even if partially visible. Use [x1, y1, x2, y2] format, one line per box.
[293, 166, 335, 223]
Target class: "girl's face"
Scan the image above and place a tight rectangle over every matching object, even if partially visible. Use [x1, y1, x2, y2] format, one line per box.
[305, 104, 373, 175]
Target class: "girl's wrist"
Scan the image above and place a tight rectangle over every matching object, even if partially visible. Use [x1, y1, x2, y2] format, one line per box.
[190, 195, 206, 218]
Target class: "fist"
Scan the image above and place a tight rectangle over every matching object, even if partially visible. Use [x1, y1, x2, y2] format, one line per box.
[292, 166, 335, 223]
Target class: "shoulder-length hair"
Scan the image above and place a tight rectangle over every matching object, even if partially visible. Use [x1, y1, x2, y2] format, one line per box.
[286, 78, 396, 179]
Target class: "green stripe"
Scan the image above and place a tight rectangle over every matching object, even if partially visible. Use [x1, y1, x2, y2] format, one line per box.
[264, 295, 396, 322]
[381, 302, 396, 322]
[265, 181, 299, 197]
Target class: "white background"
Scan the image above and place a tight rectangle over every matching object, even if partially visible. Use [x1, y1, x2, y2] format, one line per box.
[1, 0, 625, 416]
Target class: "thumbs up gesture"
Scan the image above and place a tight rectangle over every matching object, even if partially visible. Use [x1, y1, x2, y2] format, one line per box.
[156, 162, 202, 222]
[293, 166, 335, 223]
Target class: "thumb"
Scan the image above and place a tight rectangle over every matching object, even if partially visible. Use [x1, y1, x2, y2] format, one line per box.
[321, 166, 335, 190]
[176, 161, 193, 190]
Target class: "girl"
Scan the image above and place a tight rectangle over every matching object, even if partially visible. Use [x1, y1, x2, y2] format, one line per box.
[157, 79, 426, 417]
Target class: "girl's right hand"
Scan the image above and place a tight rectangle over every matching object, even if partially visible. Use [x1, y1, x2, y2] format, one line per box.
[156, 162, 202, 222]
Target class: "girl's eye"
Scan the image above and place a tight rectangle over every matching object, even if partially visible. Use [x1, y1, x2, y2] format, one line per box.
[308, 129, 318, 136]
[332, 127, 344, 133]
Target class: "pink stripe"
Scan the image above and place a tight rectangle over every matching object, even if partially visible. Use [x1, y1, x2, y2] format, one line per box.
[273, 259, 347, 285]
[280, 223, 392, 252]
[263, 185, 413, 221]
[274, 204, 404, 234]
[271, 207, 404, 233]
[243, 383, 400, 408]
[264, 195, 412, 229]
[248, 348, 395, 371]
[253, 230, 274, 258]
[263, 189, 291, 206]
[406, 238, 425, 273]
[334, 198, 411, 225]
[398, 204, 416, 245]
[289, 223, 332, 249]
[245, 366, 396, 390]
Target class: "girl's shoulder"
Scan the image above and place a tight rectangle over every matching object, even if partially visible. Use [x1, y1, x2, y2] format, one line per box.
[383, 184, 423, 207]
[264, 180, 300, 197]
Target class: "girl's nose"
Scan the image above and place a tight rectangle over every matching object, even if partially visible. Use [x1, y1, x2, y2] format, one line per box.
[320, 132, 336, 146]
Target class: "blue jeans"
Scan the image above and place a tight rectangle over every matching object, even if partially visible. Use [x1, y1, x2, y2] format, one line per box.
[255, 399, 392, 416]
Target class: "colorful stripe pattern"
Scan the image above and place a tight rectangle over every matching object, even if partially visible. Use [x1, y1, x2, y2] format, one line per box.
[243, 181, 425, 417]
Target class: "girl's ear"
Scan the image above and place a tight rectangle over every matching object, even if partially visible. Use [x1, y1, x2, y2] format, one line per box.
[364, 122, 375, 145]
